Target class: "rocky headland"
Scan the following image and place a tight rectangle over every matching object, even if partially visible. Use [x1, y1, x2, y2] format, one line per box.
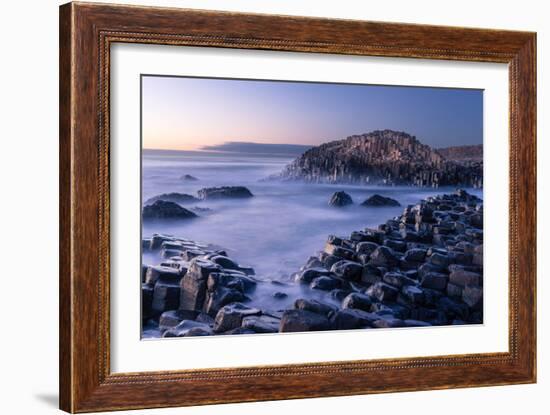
[272, 130, 483, 188]
[142, 189, 483, 337]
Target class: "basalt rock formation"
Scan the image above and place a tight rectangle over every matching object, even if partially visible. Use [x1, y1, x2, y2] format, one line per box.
[274, 130, 483, 188]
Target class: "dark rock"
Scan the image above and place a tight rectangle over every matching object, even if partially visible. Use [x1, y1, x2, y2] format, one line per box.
[462, 285, 483, 309]
[213, 303, 261, 333]
[241, 315, 280, 333]
[144, 265, 182, 285]
[366, 282, 399, 302]
[142, 284, 154, 320]
[355, 241, 379, 256]
[295, 267, 331, 284]
[437, 297, 469, 320]
[324, 243, 355, 260]
[294, 298, 338, 316]
[403, 248, 427, 263]
[449, 269, 482, 287]
[383, 271, 416, 288]
[361, 194, 401, 207]
[361, 265, 384, 285]
[197, 186, 253, 199]
[152, 282, 180, 316]
[368, 246, 399, 267]
[159, 310, 194, 330]
[384, 239, 407, 252]
[142, 200, 198, 220]
[330, 260, 363, 281]
[163, 320, 212, 337]
[181, 174, 199, 181]
[145, 193, 199, 205]
[203, 286, 245, 317]
[310, 276, 341, 291]
[328, 191, 353, 207]
[420, 272, 449, 291]
[372, 317, 405, 328]
[341, 293, 373, 312]
[179, 259, 221, 311]
[331, 308, 378, 329]
[185, 327, 213, 336]
[429, 253, 450, 268]
[400, 285, 425, 305]
[280, 309, 332, 332]
[272, 291, 288, 300]
[446, 283, 463, 299]
[329, 289, 352, 302]
[371, 302, 410, 319]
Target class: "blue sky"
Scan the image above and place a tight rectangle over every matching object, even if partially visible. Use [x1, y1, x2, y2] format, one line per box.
[142, 75, 483, 151]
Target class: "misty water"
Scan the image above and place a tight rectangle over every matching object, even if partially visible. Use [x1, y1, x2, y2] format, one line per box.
[142, 149, 482, 312]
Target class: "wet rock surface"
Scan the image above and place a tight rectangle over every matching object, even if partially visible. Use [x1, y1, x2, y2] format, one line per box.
[142, 200, 198, 220]
[142, 189, 483, 338]
[197, 186, 254, 199]
[329, 191, 353, 207]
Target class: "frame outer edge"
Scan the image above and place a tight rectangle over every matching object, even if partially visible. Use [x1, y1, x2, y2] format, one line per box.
[59, 2, 75, 413]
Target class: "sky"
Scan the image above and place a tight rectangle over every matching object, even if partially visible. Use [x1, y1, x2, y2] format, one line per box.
[142, 75, 483, 151]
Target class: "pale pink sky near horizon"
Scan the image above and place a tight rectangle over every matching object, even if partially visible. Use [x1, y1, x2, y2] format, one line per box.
[141, 75, 483, 151]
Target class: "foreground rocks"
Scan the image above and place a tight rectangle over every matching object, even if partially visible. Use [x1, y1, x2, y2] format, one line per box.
[361, 194, 400, 207]
[142, 200, 198, 220]
[329, 191, 353, 207]
[142, 189, 483, 338]
[198, 186, 254, 200]
[145, 193, 199, 205]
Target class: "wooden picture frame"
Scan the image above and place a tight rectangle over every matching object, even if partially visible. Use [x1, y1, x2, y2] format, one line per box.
[59, 2, 536, 412]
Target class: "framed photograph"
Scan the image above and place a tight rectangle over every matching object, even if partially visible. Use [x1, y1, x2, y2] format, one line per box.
[59, 2, 536, 412]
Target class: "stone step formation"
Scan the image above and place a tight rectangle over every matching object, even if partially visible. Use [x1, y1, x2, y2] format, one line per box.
[273, 130, 483, 187]
[141, 189, 483, 337]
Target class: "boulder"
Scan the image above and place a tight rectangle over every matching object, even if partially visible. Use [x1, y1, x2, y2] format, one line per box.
[404, 248, 427, 263]
[330, 260, 363, 281]
[280, 309, 332, 332]
[142, 200, 198, 220]
[328, 191, 353, 207]
[355, 241, 379, 256]
[197, 186, 253, 199]
[145, 193, 199, 205]
[144, 265, 182, 285]
[366, 282, 399, 302]
[463, 285, 483, 310]
[163, 320, 213, 337]
[429, 253, 450, 268]
[151, 282, 180, 316]
[181, 174, 199, 181]
[382, 271, 416, 288]
[203, 286, 245, 317]
[341, 293, 373, 312]
[324, 243, 355, 260]
[361, 265, 384, 285]
[179, 259, 221, 311]
[446, 283, 463, 299]
[331, 308, 378, 330]
[449, 269, 482, 287]
[361, 194, 400, 207]
[437, 297, 469, 320]
[400, 285, 425, 305]
[368, 246, 399, 267]
[213, 303, 261, 333]
[241, 315, 280, 333]
[158, 309, 211, 331]
[294, 298, 337, 317]
[295, 267, 331, 284]
[310, 276, 341, 291]
[420, 272, 449, 291]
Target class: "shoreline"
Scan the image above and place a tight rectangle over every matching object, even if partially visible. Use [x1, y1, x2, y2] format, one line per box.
[141, 189, 483, 338]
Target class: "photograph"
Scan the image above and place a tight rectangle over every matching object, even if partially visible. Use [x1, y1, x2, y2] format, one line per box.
[140, 76, 485, 339]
